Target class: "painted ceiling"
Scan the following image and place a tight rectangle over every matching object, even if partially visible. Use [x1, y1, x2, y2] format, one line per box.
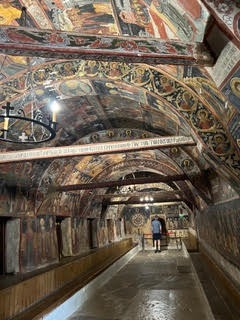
[0, 0, 239, 217]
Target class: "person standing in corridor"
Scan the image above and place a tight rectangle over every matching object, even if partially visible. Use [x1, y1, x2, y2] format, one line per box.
[152, 215, 162, 253]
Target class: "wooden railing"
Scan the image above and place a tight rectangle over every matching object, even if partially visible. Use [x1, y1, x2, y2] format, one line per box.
[141, 232, 182, 251]
[0, 238, 135, 320]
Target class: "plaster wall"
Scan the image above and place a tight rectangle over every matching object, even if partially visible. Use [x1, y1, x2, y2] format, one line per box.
[196, 198, 240, 288]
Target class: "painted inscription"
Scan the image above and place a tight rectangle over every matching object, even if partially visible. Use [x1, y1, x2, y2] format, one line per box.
[0, 136, 195, 163]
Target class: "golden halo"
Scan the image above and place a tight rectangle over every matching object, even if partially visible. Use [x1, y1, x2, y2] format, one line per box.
[230, 77, 240, 98]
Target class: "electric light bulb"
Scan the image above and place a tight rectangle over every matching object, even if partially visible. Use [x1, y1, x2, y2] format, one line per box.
[4, 117, 9, 131]
[50, 100, 60, 122]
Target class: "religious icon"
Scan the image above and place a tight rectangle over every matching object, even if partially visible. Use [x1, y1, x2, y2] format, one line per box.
[196, 109, 214, 130]
[211, 133, 230, 155]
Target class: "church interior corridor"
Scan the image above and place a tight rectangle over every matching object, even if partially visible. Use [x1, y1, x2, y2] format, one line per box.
[0, 0, 240, 319]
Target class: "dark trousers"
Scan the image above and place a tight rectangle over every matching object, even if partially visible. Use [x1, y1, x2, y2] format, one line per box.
[153, 233, 161, 250]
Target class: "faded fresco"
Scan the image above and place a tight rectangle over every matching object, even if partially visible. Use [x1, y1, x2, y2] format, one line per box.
[20, 217, 39, 272]
[107, 219, 115, 243]
[37, 216, 58, 265]
[20, 215, 58, 272]
[61, 217, 72, 256]
[197, 199, 240, 268]
[6, 219, 20, 273]
[20, 214, 123, 271]
[209, 174, 239, 203]
[72, 217, 89, 255]
[97, 219, 109, 247]
[0, 183, 11, 214]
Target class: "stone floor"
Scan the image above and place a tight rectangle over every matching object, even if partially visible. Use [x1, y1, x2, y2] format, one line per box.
[67, 248, 215, 320]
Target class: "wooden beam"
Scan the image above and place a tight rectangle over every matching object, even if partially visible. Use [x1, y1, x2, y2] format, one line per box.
[128, 200, 193, 210]
[107, 198, 183, 205]
[0, 136, 195, 163]
[0, 26, 214, 66]
[102, 191, 185, 204]
[95, 190, 183, 198]
[54, 174, 188, 192]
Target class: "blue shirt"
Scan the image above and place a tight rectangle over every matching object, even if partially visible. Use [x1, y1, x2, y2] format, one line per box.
[152, 219, 161, 234]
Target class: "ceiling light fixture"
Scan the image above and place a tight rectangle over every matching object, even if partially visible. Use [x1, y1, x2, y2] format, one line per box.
[0, 100, 58, 144]
[140, 194, 154, 209]
[0, 6, 59, 144]
[140, 195, 154, 202]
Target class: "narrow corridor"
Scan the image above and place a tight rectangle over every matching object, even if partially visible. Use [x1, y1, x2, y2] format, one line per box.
[66, 247, 214, 320]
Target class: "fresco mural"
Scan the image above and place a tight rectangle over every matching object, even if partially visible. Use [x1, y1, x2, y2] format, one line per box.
[0, 25, 211, 65]
[20, 217, 38, 272]
[2, 58, 239, 186]
[123, 206, 152, 240]
[208, 174, 239, 203]
[222, 68, 240, 112]
[166, 214, 189, 230]
[57, 2, 118, 35]
[92, 81, 145, 106]
[97, 219, 109, 247]
[61, 217, 72, 256]
[203, 0, 240, 42]
[37, 215, 58, 265]
[0, 162, 38, 207]
[107, 219, 115, 243]
[228, 113, 240, 143]
[0, 3, 21, 26]
[20, 213, 124, 269]
[185, 68, 237, 123]
[0, 55, 28, 80]
[0, 0, 239, 289]
[197, 198, 240, 268]
[0, 0, 208, 41]
[115, 218, 123, 240]
[80, 155, 195, 217]
[58, 79, 94, 98]
[114, 0, 208, 40]
[122, 204, 191, 243]
[7, 62, 238, 180]
[206, 41, 240, 93]
[34, 122, 201, 218]
[72, 217, 89, 255]
[0, 182, 11, 215]
[6, 218, 20, 273]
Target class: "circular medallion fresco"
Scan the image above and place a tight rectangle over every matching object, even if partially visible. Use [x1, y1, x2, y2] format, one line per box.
[131, 212, 145, 227]
[59, 80, 93, 96]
